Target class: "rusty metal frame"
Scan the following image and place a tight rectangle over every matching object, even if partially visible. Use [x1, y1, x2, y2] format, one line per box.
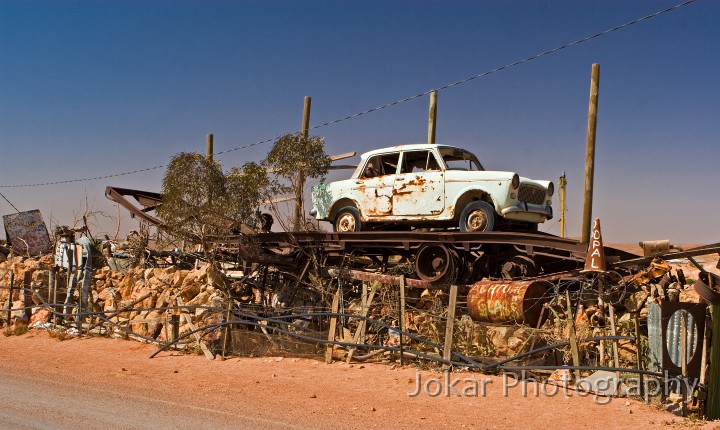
[105, 186, 163, 226]
[611, 243, 720, 269]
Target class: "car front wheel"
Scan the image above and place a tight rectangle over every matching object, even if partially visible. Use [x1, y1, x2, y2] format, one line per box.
[334, 207, 363, 232]
[459, 201, 496, 232]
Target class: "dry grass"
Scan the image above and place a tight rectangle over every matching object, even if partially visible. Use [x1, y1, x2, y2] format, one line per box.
[3, 323, 28, 337]
[48, 329, 73, 341]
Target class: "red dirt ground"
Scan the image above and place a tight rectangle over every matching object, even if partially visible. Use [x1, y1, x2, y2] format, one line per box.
[2, 330, 719, 430]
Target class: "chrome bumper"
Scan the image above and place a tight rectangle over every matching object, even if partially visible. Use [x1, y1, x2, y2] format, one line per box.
[501, 203, 553, 220]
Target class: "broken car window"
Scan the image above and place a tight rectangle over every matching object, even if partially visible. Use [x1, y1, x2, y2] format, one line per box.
[439, 147, 483, 171]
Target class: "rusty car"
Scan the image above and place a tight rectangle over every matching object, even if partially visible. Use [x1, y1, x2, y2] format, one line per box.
[309, 144, 553, 232]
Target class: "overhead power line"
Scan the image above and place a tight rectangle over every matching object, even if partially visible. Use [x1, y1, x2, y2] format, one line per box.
[0, 190, 20, 212]
[0, 0, 697, 189]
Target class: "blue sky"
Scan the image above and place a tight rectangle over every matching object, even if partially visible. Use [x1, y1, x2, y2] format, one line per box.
[1, 0, 718, 243]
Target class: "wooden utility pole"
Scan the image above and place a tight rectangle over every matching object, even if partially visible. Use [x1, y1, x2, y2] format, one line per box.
[581, 64, 600, 244]
[428, 90, 438, 144]
[293, 96, 312, 231]
[559, 173, 567, 238]
[206, 133, 214, 161]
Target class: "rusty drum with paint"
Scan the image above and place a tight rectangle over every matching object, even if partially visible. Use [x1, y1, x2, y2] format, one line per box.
[467, 279, 552, 326]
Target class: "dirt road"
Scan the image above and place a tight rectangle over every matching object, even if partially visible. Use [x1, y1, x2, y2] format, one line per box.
[1, 330, 716, 430]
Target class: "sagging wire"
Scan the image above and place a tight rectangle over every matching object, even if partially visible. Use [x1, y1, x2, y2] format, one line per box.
[0, 0, 698, 189]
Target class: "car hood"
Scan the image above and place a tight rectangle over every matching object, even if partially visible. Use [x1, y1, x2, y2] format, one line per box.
[444, 170, 550, 188]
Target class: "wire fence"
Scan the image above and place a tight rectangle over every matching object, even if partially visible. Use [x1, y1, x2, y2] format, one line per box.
[1, 279, 652, 381]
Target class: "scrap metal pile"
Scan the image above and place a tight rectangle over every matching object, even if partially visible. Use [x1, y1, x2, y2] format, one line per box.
[2, 220, 720, 417]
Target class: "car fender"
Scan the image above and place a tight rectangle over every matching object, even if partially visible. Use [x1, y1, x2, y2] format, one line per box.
[447, 185, 504, 218]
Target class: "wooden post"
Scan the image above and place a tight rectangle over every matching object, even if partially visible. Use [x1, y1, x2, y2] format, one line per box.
[170, 313, 180, 344]
[608, 304, 621, 383]
[443, 284, 458, 369]
[360, 283, 368, 344]
[65, 245, 74, 319]
[221, 298, 233, 360]
[699, 309, 710, 417]
[427, 90, 437, 144]
[565, 290, 582, 382]
[706, 304, 720, 420]
[325, 287, 340, 364]
[206, 133, 213, 161]
[346, 283, 377, 363]
[399, 275, 406, 366]
[22, 271, 32, 323]
[293, 96, 311, 231]
[634, 315, 645, 400]
[48, 266, 54, 309]
[6, 271, 14, 326]
[176, 296, 215, 360]
[597, 277, 606, 366]
[559, 173, 567, 238]
[581, 63, 600, 244]
[72, 249, 81, 334]
[51, 267, 59, 326]
[681, 310, 688, 416]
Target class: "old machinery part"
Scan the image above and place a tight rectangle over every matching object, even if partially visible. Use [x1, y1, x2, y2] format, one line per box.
[500, 255, 538, 280]
[467, 279, 552, 326]
[694, 272, 720, 305]
[414, 244, 458, 284]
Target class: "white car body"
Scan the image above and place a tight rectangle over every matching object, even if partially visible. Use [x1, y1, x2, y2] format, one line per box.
[310, 144, 553, 232]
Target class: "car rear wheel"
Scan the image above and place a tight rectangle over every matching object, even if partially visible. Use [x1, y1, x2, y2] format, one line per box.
[459, 201, 495, 232]
[334, 207, 362, 232]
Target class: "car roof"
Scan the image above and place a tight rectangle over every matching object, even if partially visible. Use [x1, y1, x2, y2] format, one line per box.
[360, 143, 465, 159]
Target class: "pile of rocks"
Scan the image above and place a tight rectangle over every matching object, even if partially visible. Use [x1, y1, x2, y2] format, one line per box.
[0, 255, 227, 344]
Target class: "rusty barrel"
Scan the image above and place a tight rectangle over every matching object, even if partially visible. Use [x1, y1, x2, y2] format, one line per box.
[466, 279, 552, 326]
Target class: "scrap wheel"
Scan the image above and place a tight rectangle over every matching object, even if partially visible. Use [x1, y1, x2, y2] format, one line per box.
[415, 244, 457, 284]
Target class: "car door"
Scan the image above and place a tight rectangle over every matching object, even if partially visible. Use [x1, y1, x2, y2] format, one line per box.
[392, 150, 445, 216]
[357, 152, 399, 217]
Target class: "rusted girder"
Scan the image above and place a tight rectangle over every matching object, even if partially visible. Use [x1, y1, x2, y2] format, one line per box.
[325, 267, 434, 290]
[611, 243, 720, 269]
[105, 186, 163, 226]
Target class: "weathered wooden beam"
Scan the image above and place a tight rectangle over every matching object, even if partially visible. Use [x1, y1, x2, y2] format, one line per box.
[442, 284, 458, 369]
[346, 283, 378, 363]
[325, 267, 433, 289]
[399, 275, 406, 366]
[565, 290, 581, 382]
[325, 288, 340, 364]
[705, 304, 720, 419]
[176, 297, 215, 360]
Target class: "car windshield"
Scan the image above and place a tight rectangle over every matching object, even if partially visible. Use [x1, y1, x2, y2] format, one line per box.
[439, 148, 484, 171]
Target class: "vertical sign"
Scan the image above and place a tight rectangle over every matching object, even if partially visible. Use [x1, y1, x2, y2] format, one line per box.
[582, 217, 606, 273]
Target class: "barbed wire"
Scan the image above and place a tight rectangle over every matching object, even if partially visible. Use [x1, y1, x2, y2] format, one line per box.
[0, 0, 697, 189]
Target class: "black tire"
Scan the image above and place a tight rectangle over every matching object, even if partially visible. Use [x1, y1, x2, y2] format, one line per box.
[459, 201, 496, 232]
[334, 207, 363, 232]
